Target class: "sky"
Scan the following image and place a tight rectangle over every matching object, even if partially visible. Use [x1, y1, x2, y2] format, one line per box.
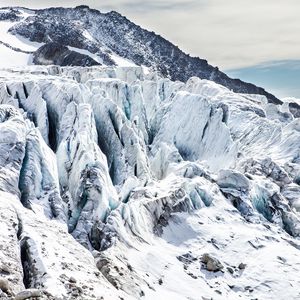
[0, 0, 299, 97]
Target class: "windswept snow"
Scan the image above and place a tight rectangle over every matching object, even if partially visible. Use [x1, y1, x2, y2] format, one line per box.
[68, 46, 103, 64]
[110, 53, 137, 67]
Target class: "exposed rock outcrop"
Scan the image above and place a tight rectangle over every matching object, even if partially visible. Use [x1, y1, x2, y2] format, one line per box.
[32, 42, 100, 67]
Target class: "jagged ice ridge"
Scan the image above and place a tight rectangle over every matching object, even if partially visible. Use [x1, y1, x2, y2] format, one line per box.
[0, 65, 299, 299]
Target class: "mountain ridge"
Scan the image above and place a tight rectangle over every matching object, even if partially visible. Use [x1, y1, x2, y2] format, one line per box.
[0, 5, 283, 105]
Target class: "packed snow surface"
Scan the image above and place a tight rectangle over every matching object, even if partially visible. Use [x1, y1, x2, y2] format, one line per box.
[0, 65, 299, 300]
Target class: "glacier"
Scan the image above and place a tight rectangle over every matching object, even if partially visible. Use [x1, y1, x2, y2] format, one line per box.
[0, 65, 299, 300]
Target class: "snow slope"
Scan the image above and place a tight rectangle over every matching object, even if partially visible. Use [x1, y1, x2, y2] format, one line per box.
[0, 43, 30, 66]
[0, 8, 39, 66]
[0, 16, 39, 51]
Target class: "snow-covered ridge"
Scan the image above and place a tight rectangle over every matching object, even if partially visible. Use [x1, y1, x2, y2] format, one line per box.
[0, 65, 299, 299]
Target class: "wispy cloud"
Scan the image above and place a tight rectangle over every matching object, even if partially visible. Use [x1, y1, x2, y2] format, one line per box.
[0, 0, 205, 12]
[101, 0, 204, 12]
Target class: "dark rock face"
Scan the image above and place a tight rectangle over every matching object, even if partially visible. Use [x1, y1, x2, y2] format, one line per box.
[7, 6, 282, 104]
[289, 102, 300, 118]
[32, 42, 100, 67]
[0, 8, 21, 21]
